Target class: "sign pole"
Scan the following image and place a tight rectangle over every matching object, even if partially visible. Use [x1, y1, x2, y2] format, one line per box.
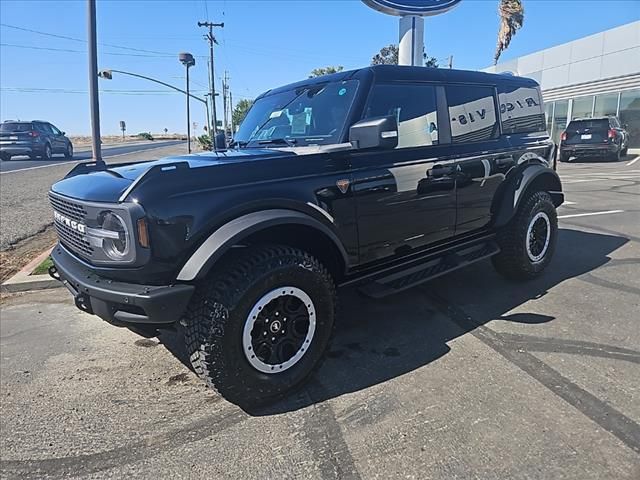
[399, 15, 424, 66]
[362, 0, 462, 67]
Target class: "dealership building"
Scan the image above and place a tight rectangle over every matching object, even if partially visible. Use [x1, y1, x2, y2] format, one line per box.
[483, 21, 640, 147]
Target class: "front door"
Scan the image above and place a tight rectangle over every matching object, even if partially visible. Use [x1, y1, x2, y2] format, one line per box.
[350, 83, 457, 265]
[48, 124, 66, 154]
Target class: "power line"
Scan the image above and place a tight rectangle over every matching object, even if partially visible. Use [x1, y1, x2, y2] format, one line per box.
[0, 23, 178, 56]
[1, 87, 208, 95]
[0, 43, 209, 59]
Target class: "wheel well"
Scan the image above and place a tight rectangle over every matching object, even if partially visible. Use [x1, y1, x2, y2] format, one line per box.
[241, 224, 346, 281]
[523, 172, 563, 206]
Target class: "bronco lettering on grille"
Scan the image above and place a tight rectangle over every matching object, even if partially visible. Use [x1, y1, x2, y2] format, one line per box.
[54, 211, 86, 234]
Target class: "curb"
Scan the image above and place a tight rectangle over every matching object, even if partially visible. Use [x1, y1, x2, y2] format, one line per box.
[1, 245, 61, 293]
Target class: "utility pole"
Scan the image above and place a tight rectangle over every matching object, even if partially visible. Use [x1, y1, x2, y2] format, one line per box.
[448, 55, 453, 69]
[197, 20, 224, 142]
[87, 0, 102, 163]
[222, 71, 230, 136]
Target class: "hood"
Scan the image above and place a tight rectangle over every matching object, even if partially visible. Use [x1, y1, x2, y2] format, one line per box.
[50, 148, 294, 202]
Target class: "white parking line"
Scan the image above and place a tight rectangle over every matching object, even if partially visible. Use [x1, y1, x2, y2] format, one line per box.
[627, 157, 640, 167]
[558, 210, 624, 219]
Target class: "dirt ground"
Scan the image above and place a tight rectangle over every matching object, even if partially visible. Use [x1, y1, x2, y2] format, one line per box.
[0, 227, 57, 283]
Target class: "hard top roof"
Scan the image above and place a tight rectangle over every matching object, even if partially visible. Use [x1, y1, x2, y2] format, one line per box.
[259, 64, 539, 99]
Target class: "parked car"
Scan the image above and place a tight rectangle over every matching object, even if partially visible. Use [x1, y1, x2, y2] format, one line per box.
[47, 66, 563, 407]
[0, 120, 73, 161]
[559, 116, 629, 162]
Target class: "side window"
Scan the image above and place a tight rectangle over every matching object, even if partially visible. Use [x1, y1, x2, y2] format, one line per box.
[498, 84, 546, 134]
[37, 123, 53, 134]
[446, 85, 499, 143]
[49, 124, 62, 135]
[610, 117, 620, 128]
[364, 83, 439, 148]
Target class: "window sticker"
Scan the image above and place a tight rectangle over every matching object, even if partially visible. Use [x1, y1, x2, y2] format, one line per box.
[291, 113, 308, 134]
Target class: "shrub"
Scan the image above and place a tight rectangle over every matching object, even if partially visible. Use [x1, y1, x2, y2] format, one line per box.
[137, 132, 154, 141]
[197, 134, 212, 151]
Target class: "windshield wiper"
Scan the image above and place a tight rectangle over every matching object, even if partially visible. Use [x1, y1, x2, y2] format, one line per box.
[257, 138, 297, 147]
[229, 139, 248, 149]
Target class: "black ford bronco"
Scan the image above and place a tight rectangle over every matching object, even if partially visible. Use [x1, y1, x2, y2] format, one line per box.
[49, 66, 563, 407]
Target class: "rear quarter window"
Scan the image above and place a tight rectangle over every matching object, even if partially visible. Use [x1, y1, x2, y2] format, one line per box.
[498, 84, 546, 134]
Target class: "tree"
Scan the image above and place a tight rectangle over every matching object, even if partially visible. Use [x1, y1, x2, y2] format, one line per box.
[232, 99, 254, 127]
[371, 44, 438, 67]
[371, 44, 398, 65]
[309, 66, 344, 78]
[424, 55, 438, 68]
[494, 0, 524, 64]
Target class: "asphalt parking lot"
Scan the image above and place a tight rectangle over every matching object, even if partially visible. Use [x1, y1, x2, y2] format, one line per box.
[1, 154, 639, 479]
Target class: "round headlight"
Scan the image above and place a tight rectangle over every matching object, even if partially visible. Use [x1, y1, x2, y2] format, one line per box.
[101, 212, 129, 260]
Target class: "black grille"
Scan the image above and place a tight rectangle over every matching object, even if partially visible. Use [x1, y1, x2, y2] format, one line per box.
[54, 222, 94, 257]
[49, 193, 87, 222]
[49, 193, 93, 258]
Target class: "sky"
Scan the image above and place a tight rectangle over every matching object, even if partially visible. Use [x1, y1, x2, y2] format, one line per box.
[1, 0, 638, 135]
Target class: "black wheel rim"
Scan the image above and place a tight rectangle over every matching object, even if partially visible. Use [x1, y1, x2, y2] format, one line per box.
[243, 287, 316, 373]
[526, 212, 551, 262]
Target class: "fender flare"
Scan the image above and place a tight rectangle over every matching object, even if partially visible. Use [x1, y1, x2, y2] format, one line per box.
[493, 164, 563, 228]
[176, 209, 349, 281]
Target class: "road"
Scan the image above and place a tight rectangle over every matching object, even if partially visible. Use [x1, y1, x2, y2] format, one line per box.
[0, 141, 188, 250]
[0, 140, 185, 173]
[1, 154, 638, 479]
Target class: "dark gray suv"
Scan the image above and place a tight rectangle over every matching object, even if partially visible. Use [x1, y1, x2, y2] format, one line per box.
[0, 120, 73, 161]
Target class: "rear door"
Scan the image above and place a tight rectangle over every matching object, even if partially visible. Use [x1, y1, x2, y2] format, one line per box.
[445, 84, 511, 234]
[564, 119, 610, 145]
[350, 82, 457, 264]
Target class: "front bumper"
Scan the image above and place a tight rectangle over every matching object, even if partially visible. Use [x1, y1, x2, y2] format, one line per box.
[561, 143, 618, 157]
[50, 244, 194, 326]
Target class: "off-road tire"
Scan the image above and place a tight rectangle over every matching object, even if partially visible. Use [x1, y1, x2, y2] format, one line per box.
[64, 143, 73, 159]
[621, 147, 628, 157]
[492, 191, 557, 280]
[559, 152, 570, 162]
[183, 245, 336, 408]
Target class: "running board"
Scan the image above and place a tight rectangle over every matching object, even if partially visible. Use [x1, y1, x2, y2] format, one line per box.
[359, 241, 500, 298]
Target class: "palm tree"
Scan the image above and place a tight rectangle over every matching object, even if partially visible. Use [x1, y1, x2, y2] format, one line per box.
[494, 0, 524, 64]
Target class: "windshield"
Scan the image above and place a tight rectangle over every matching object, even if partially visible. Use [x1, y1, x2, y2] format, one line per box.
[234, 80, 359, 147]
[568, 119, 608, 129]
[0, 123, 32, 132]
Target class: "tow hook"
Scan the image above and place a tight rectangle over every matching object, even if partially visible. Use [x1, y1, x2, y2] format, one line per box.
[48, 265, 60, 281]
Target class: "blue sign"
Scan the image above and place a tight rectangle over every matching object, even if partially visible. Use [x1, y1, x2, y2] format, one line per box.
[362, 0, 462, 16]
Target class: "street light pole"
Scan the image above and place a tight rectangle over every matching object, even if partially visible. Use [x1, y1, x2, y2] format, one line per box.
[179, 52, 195, 154]
[186, 63, 191, 153]
[87, 0, 102, 163]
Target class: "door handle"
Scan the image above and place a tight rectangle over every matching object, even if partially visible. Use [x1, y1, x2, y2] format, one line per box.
[495, 155, 515, 167]
[427, 164, 455, 178]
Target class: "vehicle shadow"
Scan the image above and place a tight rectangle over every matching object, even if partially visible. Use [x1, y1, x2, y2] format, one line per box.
[157, 228, 627, 415]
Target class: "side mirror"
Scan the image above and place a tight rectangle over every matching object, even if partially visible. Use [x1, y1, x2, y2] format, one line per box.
[622, 123, 628, 129]
[214, 132, 226, 150]
[349, 115, 398, 150]
[61, 131, 66, 136]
